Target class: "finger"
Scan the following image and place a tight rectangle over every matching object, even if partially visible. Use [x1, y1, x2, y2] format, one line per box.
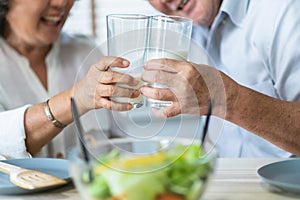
[142, 69, 182, 87]
[93, 56, 130, 71]
[97, 98, 133, 111]
[97, 84, 140, 98]
[99, 71, 140, 86]
[144, 58, 182, 73]
[141, 86, 176, 101]
[151, 103, 181, 118]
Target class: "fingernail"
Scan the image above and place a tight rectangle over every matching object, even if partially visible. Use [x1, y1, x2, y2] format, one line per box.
[133, 90, 140, 96]
[128, 104, 133, 110]
[122, 60, 130, 66]
[144, 61, 149, 68]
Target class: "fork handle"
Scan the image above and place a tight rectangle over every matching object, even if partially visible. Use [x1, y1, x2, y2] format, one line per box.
[0, 161, 22, 174]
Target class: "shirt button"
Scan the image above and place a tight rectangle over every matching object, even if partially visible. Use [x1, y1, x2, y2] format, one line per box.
[56, 152, 64, 159]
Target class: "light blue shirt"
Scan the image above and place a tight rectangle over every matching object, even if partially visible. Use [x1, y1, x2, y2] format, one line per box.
[192, 0, 300, 157]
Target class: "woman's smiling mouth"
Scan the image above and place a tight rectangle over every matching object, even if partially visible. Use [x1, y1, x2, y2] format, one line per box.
[41, 15, 63, 26]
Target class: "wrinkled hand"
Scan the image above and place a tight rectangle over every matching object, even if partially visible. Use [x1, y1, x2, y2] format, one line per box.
[73, 56, 140, 115]
[141, 58, 226, 118]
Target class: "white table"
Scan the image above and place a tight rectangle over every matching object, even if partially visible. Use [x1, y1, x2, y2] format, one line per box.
[1, 158, 299, 200]
[202, 158, 299, 200]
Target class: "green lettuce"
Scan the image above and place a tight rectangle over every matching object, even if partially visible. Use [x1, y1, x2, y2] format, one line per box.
[87, 144, 213, 200]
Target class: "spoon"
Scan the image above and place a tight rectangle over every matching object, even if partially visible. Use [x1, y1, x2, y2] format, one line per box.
[70, 98, 93, 183]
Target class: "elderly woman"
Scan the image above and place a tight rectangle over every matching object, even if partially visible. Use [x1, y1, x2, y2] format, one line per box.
[0, 0, 139, 159]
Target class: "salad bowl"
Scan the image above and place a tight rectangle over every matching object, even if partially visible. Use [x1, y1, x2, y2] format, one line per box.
[69, 137, 217, 200]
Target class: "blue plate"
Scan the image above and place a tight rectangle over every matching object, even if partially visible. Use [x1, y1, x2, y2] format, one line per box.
[257, 159, 300, 194]
[0, 158, 71, 195]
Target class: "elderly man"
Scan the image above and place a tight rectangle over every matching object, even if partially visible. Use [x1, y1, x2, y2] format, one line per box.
[143, 0, 300, 157]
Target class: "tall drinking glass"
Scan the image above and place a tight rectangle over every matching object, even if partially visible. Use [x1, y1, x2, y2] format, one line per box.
[106, 14, 150, 108]
[145, 15, 193, 108]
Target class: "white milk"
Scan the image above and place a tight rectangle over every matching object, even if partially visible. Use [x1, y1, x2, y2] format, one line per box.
[146, 50, 188, 61]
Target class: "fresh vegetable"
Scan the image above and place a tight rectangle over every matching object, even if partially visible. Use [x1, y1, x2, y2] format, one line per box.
[86, 144, 213, 200]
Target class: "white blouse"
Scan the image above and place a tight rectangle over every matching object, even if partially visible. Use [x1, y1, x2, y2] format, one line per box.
[0, 33, 111, 159]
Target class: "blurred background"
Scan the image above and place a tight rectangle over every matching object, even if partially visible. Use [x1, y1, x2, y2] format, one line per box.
[63, 0, 161, 45]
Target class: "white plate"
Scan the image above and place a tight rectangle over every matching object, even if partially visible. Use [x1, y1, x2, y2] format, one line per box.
[257, 159, 300, 194]
[0, 158, 71, 195]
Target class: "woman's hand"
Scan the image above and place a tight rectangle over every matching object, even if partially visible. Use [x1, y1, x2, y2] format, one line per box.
[141, 58, 227, 118]
[73, 56, 140, 115]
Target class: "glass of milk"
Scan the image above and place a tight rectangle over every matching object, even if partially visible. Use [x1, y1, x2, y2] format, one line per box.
[144, 15, 193, 108]
[106, 14, 150, 108]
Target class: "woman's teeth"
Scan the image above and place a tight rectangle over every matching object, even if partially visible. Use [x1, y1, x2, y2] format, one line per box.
[42, 16, 62, 25]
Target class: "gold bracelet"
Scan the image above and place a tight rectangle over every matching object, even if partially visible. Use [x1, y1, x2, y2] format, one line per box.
[43, 99, 66, 129]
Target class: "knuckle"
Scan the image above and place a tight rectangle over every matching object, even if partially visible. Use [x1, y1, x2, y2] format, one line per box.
[107, 85, 116, 96]
[104, 72, 114, 83]
[91, 63, 98, 70]
[162, 109, 170, 118]
[92, 63, 104, 71]
[186, 66, 195, 78]
[98, 85, 114, 96]
[154, 72, 161, 83]
[152, 89, 162, 99]
[108, 102, 113, 110]
[161, 58, 169, 64]
[126, 88, 135, 97]
[104, 101, 112, 110]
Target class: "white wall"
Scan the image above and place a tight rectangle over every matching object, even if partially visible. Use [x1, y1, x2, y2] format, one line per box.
[63, 0, 161, 45]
